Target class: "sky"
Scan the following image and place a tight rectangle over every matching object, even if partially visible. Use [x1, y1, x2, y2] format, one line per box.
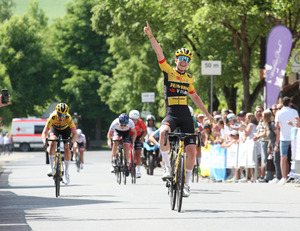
[13, 0, 75, 24]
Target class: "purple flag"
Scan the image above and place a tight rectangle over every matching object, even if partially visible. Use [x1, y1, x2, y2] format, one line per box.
[265, 25, 293, 108]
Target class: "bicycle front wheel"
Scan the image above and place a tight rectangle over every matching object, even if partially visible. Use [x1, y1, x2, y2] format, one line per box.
[116, 154, 122, 185]
[131, 151, 136, 184]
[54, 156, 61, 197]
[169, 150, 177, 210]
[122, 150, 127, 185]
[177, 154, 185, 212]
[76, 151, 80, 172]
[148, 152, 154, 175]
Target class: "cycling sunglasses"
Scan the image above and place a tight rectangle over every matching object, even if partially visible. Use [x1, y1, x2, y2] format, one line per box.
[57, 112, 66, 117]
[177, 55, 191, 63]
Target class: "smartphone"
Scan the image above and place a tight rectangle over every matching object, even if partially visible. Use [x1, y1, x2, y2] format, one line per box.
[1, 89, 9, 104]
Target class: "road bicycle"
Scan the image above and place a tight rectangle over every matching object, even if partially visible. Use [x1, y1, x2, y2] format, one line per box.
[113, 139, 128, 185]
[164, 131, 200, 212]
[143, 142, 160, 175]
[46, 135, 72, 197]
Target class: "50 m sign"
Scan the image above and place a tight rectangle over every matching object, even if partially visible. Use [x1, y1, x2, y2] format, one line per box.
[201, 61, 222, 75]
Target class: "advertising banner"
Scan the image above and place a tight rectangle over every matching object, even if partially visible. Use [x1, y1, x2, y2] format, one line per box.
[265, 25, 293, 108]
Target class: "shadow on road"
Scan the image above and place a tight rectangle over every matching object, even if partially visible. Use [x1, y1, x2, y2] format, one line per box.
[0, 170, 119, 230]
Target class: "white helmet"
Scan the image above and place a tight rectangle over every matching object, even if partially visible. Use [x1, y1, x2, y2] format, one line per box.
[188, 106, 194, 116]
[77, 129, 82, 136]
[146, 114, 155, 121]
[129, 110, 140, 120]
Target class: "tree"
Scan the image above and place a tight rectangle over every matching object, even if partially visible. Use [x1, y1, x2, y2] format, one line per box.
[0, 2, 56, 117]
[51, 0, 116, 141]
[92, 0, 300, 115]
[0, 0, 14, 22]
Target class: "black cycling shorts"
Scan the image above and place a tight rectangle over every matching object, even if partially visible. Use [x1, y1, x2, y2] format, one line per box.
[113, 129, 132, 144]
[50, 126, 72, 142]
[76, 142, 84, 148]
[133, 135, 143, 150]
[161, 106, 196, 146]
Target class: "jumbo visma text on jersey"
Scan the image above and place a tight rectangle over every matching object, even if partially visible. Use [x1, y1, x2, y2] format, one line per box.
[159, 58, 195, 106]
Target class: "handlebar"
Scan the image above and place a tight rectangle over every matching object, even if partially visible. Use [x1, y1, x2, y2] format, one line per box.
[164, 131, 199, 146]
[45, 135, 73, 150]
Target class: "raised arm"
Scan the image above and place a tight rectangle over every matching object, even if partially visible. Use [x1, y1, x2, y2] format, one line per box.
[144, 21, 165, 62]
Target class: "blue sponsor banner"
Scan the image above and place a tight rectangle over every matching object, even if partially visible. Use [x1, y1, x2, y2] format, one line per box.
[210, 144, 226, 180]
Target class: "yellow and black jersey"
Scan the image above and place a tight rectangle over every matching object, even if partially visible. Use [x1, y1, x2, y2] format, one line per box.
[45, 111, 76, 131]
[159, 58, 195, 107]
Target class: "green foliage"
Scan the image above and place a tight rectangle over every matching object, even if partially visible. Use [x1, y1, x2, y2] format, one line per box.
[92, 0, 300, 115]
[0, 3, 55, 117]
[0, 0, 14, 22]
[50, 0, 116, 139]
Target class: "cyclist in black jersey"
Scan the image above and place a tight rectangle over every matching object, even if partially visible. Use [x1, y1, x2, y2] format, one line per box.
[144, 21, 214, 197]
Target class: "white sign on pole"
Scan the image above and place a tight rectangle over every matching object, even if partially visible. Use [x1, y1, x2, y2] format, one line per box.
[201, 61, 222, 75]
[141, 92, 155, 103]
[292, 53, 300, 73]
[141, 111, 151, 118]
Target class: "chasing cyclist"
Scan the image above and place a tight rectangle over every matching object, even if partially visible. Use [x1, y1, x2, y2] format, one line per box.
[107, 113, 137, 175]
[144, 21, 214, 197]
[129, 110, 147, 178]
[73, 129, 86, 170]
[42, 103, 78, 185]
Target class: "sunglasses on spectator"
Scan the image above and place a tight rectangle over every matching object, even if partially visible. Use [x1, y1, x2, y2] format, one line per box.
[255, 110, 262, 113]
[177, 55, 191, 63]
[57, 112, 66, 117]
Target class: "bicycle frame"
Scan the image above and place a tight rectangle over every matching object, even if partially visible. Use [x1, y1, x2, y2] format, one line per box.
[164, 131, 201, 212]
[113, 139, 127, 185]
[173, 140, 186, 184]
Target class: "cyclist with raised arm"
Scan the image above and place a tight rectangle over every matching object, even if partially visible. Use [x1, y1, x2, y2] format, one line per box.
[73, 129, 86, 170]
[42, 103, 78, 185]
[144, 21, 214, 197]
[107, 113, 137, 175]
[129, 110, 147, 178]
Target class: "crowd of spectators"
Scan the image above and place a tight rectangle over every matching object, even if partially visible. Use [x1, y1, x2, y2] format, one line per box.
[193, 96, 299, 185]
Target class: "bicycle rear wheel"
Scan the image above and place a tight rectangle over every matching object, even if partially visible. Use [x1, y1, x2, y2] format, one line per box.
[177, 154, 185, 212]
[54, 156, 61, 197]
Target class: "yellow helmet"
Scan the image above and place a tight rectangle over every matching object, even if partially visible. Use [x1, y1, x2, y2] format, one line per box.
[175, 48, 193, 59]
[56, 103, 69, 115]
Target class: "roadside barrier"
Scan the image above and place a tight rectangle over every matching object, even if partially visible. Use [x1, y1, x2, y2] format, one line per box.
[291, 128, 300, 180]
[200, 140, 258, 181]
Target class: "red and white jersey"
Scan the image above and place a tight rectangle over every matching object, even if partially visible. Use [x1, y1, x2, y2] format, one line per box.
[130, 118, 147, 137]
[109, 118, 135, 132]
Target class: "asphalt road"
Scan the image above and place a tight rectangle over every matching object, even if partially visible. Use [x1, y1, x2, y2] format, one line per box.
[1, 150, 300, 231]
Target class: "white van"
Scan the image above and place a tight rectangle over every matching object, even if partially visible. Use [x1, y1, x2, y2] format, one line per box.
[11, 117, 47, 152]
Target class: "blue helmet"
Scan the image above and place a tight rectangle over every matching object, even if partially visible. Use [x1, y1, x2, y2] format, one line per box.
[119, 113, 129, 125]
